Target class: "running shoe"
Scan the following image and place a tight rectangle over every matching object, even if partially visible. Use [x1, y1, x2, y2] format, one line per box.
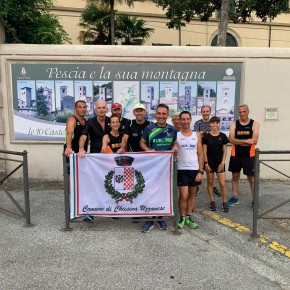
[222, 202, 230, 212]
[178, 217, 185, 229]
[141, 221, 154, 233]
[213, 187, 221, 197]
[209, 201, 217, 211]
[83, 215, 94, 222]
[157, 220, 167, 230]
[185, 216, 198, 229]
[227, 196, 239, 206]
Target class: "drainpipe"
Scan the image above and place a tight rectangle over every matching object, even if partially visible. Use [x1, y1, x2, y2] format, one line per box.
[268, 19, 272, 47]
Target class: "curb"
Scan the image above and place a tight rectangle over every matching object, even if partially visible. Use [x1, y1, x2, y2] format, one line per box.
[198, 208, 290, 259]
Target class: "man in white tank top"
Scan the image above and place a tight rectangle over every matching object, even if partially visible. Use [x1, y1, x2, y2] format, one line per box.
[176, 111, 204, 229]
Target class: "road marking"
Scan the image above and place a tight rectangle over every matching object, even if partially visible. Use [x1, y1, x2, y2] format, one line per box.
[199, 209, 290, 259]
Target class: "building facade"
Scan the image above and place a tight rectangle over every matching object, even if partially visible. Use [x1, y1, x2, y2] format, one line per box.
[53, 0, 290, 47]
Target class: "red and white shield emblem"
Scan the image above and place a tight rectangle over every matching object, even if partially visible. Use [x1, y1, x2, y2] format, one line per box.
[114, 167, 134, 190]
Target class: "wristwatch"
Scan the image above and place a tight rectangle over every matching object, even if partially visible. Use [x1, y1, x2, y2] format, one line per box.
[198, 170, 204, 175]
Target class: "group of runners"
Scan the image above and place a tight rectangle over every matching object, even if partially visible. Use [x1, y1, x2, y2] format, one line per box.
[64, 100, 259, 233]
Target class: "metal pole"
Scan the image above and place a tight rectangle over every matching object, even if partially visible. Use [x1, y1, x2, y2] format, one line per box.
[63, 154, 72, 231]
[252, 148, 260, 238]
[173, 153, 180, 234]
[22, 150, 32, 226]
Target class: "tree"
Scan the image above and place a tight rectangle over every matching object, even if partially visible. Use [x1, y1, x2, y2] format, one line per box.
[79, 3, 154, 45]
[115, 15, 154, 45]
[79, 3, 111, 44]
[218, 0, 230, 47]
[154, 0, 289, 46]
[0, 0, 70, 44]
[56, 110, 74, 123]
[36, 87, 51, 120]
[86, 0, 134, 45]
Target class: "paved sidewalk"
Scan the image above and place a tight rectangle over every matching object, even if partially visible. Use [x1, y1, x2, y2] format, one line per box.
[0, 179, 289, 290]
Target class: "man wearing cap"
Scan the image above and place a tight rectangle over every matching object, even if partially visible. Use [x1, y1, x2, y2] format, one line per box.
[111, 103, 129, 134]
[118, 103, 151, 153]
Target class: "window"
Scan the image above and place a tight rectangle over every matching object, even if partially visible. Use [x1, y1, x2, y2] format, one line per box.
[211, 33, 238, 47]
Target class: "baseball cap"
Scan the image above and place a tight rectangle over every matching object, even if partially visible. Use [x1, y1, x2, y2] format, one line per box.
[112, 103, 122, 110]
[134, 103, 145, 110]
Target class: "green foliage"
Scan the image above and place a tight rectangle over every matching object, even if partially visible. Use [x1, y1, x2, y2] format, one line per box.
[154, 0, 289, 29]
[36, 113, 54, 121]
[79, 3, 112, 44]
[210, 89, 216, 98]
[85, 0, 135, 44]
[36, 87, 50, 118]
[55, 110, 74, 123]
[235, 0, 289, 22]
[79, 3, 154, 45]
[115, 15, 154, 45]
[0, 0, 70, 43]
[197, 84, 204, 96]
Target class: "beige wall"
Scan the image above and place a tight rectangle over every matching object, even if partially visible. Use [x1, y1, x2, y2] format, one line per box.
[52, 0, 290, 47]
[0, 44, 289, 180]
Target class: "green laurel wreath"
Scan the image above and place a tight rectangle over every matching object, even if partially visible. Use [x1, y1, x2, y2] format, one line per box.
[104, 170, 145, 202]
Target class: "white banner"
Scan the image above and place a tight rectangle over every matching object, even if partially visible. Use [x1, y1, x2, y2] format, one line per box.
[70, 152, 174, 218]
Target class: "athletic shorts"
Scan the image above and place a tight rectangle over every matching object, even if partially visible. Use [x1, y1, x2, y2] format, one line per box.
[177, 170, 201, 187]
[208, 162, 225, 173]
[228, 156, 255, 176]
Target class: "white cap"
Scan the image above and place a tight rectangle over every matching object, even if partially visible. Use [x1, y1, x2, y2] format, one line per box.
[134, 103, 145, 110]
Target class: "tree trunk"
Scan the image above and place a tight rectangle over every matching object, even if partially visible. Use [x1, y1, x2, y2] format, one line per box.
[0, 23, 5, 44]
[110, 0, 115, 45]
[217, 0, 230, 46]
[0, 0, 5, 43]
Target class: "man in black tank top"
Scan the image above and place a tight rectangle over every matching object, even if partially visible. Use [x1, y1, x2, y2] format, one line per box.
[227, 104, 260, 207]
[64, 100, 88, 156]
[64, 100, 93, 222]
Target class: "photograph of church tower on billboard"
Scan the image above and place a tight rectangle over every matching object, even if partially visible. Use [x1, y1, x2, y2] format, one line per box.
[54, 80, 74, 113]
[178, 81, 198, 114]
[160, 81, 178, 114]
[197, 82, 217, 115]
[140, 81, 159, 120]
[19, 86, 35, 116]
[75, 81, 93, 114]
[93, 81, 113, 111]
[216, 81, 236, 131]
[16, 80, 36, 116]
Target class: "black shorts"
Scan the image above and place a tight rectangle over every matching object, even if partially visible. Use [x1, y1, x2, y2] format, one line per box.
[208, 162, 225, 173]
[177, 170, 201, 187]
[228, 156, 255, 176]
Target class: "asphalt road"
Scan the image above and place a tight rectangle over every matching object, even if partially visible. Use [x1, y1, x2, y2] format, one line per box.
[0, 179, 289, 290]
